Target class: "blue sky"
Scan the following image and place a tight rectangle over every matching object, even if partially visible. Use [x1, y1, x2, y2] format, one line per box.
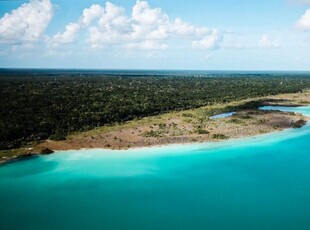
[0, 0, 310, 70]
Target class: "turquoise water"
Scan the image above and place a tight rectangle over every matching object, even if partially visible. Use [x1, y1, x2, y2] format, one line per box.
[260, 105, 310, 115]
[210, 112, 236, 119]
[1, 106, 310, 230]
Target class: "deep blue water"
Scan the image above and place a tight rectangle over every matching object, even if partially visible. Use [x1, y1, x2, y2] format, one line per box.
[1, 106, 310, 230]
[1, 68, 310, 77]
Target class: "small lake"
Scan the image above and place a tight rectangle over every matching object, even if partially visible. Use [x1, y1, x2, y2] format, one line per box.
[210, 112, 236, 119]
[1, 106, 310, 230]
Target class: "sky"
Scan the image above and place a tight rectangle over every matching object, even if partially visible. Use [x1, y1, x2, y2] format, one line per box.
[0, 0, 310, 70]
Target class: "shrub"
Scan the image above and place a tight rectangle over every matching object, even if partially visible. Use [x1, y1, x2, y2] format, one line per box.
[143, 130, 161, 138]
[213, 134, 228, 139]
[49, 133, 66, 141]
[40, 148, 54, 155]
[195, 129, 209, 134]
[293, 119, 306, 128]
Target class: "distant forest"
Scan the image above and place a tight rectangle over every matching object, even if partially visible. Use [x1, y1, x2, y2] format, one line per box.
[1, 72, 310, 150]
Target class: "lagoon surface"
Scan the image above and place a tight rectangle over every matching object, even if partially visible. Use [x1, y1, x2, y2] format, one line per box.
[210, 112, 236, 119]
[1, 106, 310, 230]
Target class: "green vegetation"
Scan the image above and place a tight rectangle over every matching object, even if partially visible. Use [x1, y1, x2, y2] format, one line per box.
[213, 134, 228, 139]
[40, 148, 54, 155]
[1, 72, 310, 150]
[293, 119, 307, 128]
[195, 129, 209, 135]
[143, 123, 187, 137]
[143, 130, 162, 138]
[227, 118, 245, 124]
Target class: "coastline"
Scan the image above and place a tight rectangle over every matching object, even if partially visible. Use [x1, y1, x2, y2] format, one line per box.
[51, 121, 310, 152]
[12, 119, 310, 164]
[1, 90, 310, 165]
[1, 114, 308, 165]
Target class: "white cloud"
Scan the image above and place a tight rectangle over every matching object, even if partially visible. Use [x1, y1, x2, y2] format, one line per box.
[95, 2, 132, 43]
[130, 0, 169, 41]
[170, 18, 196, 38]
[193, 30, 223, 50]
[296, 9, 310, 31]
[51, 0, 222, 51]
[82, 4, 104, 26]
[52, 23, 81, 45]
[258, 34, 279, 48]
[125, 40, 168, 50]
[86, 1, 171, 49]
[51, 4, 104, 46]
[0, 0, 53, 44]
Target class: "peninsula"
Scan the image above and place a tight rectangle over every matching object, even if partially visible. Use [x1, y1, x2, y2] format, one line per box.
[1, 88, 310, 164]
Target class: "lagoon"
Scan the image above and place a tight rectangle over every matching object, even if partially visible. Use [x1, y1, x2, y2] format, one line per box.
[0, 106, 310, 230]
[210, 112, 236, 119]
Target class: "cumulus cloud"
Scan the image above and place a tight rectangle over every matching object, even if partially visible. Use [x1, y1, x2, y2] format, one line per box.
[192, 30, 223, 50]
[0, 0, 53, 44]
[51, 0, 222, 50]
[82, 4, 104, 26]
[258, 34, 279, 48]
[296, 9, 310, 31]
[52, 23, 81, 45]
[51, 4, 103, 46]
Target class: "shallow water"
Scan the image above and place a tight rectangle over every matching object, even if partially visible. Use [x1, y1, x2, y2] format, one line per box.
[1, 106, 310, 230]
[210, 112, 236, 119]
[260, 105, 310, 116]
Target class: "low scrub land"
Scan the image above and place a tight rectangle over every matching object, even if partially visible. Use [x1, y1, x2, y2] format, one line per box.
[1, 71, 310, 151]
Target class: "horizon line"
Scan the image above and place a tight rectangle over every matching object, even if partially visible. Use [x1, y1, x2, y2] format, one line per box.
[1, 67, 310, 73]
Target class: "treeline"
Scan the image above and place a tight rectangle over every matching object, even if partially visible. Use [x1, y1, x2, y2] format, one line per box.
[1, 73, 310, 149]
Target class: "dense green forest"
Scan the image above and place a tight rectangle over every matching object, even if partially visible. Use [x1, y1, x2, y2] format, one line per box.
[1, 72, 310, 150]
